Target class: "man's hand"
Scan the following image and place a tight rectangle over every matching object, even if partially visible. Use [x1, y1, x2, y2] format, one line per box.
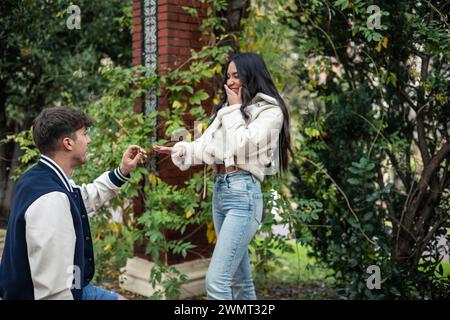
[119, 145, 147, 176]
[153, 145, 186, 158]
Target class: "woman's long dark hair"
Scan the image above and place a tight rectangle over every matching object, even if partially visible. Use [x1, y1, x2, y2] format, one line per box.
[212, 52, 293, 171]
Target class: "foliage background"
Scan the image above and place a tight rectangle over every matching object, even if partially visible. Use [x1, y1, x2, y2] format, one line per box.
[1, 0, 449, 299]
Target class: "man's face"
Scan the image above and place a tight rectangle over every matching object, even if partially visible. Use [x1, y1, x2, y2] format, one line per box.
[70, 127, 91, 166]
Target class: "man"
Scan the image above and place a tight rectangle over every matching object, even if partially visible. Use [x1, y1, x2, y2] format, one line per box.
[0, 107, 146, 300]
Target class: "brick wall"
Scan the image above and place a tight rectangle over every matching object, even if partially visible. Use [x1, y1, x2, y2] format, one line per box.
[133, 0, 210, 186]
[132, 0, 213, 264]
[157, 0, 209, 186]
[132, 0, 143, 113]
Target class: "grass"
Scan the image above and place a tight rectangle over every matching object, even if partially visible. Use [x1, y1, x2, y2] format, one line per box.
[261, 239, 334, 284]
[441, 261, 450, 276]
[251, 238, 338, 299]
[251, 238, 450, 299]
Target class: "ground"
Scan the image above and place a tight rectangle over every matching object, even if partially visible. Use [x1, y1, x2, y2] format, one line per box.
[116, 283, 339, 300]
[101, 276, 339, 300]
[93, 239, 341, 300]
[256, 279, 340, 300]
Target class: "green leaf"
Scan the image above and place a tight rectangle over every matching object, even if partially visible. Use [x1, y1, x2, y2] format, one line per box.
[334, 0, 349, 10]
[347, 178, 361, 185]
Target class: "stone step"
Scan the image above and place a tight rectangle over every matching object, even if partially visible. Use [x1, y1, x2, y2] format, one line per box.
[120, 256, 210, 299]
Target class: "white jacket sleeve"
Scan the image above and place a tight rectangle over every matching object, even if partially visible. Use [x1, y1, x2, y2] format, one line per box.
[171, 117, 221, 171]
[218, 104, 284, 167]
[74, 169, 129, 214]
[25, 192, 75, 300]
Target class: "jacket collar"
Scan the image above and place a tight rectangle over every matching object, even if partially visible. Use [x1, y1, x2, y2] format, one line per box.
[217, 93, 280, 120]
[251, 93, 279, 106]
[39, 155, 73, 192]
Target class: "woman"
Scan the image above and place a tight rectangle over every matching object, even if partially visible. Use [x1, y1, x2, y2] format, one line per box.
[153, 52, 292, 300]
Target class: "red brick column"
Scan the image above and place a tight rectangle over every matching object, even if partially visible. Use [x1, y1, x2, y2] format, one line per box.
[157, 0, 209, 186]
[132, 0, 213, 264]
[133, 0, 210, 186]
[132, 0, 143, 113]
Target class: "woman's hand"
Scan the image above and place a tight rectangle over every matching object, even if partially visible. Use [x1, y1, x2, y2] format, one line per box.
[153, 145, 186, 157]
[224, 85, 242, 105]
[152, 145, 172, 155]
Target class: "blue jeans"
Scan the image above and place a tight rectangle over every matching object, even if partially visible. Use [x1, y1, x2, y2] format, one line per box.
[82, 284, 119, 300]
[206, 172, 263, 300]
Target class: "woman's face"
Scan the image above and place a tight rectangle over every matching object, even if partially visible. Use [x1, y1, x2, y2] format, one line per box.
[226, 61, 243, 95]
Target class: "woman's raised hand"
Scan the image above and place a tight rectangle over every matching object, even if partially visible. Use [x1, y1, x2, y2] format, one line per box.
[224, 85, 242, 105]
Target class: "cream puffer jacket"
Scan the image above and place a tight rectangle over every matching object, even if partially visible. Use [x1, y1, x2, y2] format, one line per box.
[171, 92, 284, 181]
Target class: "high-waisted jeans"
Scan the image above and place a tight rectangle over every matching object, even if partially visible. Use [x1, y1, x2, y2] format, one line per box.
[205, 171, 263, 300]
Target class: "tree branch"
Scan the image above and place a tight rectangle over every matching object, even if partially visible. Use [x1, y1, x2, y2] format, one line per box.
[403, 142, 450, 232]
[398, 87, 418, 111]
[397, 87, 431, 166]
[417, 213, 449, 264]
[385, 148, 410, 189]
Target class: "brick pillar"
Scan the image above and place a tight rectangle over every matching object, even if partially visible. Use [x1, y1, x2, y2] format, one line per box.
[132, 0, 143, 113]
[132, 0, 213, 265]
[157, 0, 209, 186]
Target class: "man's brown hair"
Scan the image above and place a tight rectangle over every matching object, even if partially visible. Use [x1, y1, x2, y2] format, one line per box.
[32, 107, 92, 155]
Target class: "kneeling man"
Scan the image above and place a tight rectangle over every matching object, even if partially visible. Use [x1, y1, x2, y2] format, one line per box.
[0, 107, 146, 300]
